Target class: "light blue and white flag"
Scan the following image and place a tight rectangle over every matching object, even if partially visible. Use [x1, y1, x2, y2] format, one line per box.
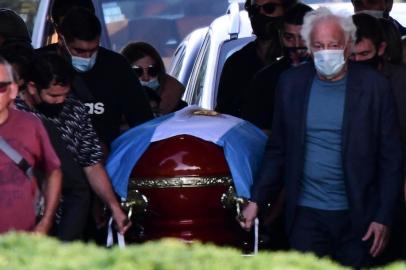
[106, 106, 267, 199]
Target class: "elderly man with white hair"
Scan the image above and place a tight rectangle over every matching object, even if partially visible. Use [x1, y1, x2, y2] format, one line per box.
[239, 7, 403, 268]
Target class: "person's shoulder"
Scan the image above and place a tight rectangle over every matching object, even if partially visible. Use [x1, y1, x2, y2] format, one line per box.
[349, 61, 388, 84]
[11, 108, 36, 120]
[389, 16, 406, 35]
[383, 62, 406, 78]
[14, 96, 31, 112]
[279, 62, 314, 81]
[64, 96, 88, 113]
[164, 74, 185, 90]
[97, 47, 130, 66]
[256, 57, 291, 78]
[226, 41, 256, 61]
[239, 41, 257, 53]
[35, 43, 58, 53]
[348, 62, 392, 97]
[10, 108, 42, 127]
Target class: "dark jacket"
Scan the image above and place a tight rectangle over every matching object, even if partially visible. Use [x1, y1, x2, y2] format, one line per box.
[251, 62, 403, 235]
[216, 41, 278, 118]
[241, 56, 291, 130]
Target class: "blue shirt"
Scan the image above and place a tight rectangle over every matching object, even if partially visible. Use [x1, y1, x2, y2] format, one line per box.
[298, 75, 348, 210]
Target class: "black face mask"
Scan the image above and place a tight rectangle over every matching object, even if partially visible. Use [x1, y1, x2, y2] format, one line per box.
[36, 102, 64, 118]
[357, 54, 381, 69]
[250, 14, 283, 40]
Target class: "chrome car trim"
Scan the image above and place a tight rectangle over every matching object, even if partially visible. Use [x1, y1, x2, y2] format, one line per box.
[32, 0, 50, 48]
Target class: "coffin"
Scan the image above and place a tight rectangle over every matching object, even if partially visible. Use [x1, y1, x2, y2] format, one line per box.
[128, 134, 244, 247]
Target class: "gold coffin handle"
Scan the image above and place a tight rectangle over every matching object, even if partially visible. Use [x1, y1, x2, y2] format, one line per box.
[121, 189, 148, 219]
[220, 186, 248, 222]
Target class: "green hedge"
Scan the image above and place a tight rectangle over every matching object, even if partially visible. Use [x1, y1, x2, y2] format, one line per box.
[0, 233, 405, 270]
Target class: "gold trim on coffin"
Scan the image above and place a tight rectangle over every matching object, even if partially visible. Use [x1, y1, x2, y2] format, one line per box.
[129, 176, 232, 189]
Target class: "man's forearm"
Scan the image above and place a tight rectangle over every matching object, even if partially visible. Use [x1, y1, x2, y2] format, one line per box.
[84, 163, 122, 211]
[37, 169, 62, 233]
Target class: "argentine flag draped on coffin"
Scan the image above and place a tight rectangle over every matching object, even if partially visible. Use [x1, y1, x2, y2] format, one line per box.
[106, 105, 267, 199]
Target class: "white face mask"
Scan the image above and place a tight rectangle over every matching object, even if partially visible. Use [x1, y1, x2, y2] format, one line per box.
[313, 49, 346, 79]
[357, 10, 384, 18]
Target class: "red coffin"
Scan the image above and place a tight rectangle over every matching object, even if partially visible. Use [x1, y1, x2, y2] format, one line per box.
[128, 134, 246, 247]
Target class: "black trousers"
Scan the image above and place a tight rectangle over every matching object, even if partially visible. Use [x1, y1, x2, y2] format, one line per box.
[52, 188, 90, 241]
[289, 206, 372, 269]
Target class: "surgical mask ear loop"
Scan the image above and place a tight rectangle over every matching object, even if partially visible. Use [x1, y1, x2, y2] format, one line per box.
[60, 36, 74, 57]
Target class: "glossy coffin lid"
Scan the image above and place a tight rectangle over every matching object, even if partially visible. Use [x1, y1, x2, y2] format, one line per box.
[129, 135, 244, 247]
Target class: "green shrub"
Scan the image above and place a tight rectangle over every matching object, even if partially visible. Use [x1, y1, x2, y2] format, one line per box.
[0, 232, 404, 270]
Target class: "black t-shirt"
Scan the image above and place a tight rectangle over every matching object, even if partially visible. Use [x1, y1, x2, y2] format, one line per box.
[216, 41, 269, 118]
[37, 45, 153, 146]
[241, 57, 292, 130]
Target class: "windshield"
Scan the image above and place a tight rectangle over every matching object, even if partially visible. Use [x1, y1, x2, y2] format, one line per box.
[100, 0, 229, 63]
[1, 0, 41, 36]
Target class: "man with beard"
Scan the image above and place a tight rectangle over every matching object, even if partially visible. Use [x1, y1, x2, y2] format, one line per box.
[216, 0, 296, 117]
[15, 53, 131, 240]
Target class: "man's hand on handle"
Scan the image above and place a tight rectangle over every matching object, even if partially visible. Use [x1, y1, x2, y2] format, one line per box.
[238, 201, 259, 231]
[111, 206, 132, 235]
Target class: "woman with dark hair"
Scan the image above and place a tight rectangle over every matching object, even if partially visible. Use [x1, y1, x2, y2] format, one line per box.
[121, 42, 185, 115]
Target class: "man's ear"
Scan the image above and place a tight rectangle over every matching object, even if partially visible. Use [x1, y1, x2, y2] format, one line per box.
[27, 81, 38, 96]
[378, 41, 387, 56]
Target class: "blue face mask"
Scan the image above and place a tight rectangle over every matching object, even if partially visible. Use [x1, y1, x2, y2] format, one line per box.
[140, 78, 160, 90]
[61, 36, 98, 72]
[71, 52, 97, 72]
[313, 49, 345, 79]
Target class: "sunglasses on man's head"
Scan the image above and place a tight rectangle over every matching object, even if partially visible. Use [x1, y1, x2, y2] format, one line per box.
[251, 3, 282, 16]
[132, 65, 159, 77]
[0, 81, 12, 93]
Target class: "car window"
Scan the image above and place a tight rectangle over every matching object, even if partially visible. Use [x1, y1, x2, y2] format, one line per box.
[213, 36, 255, 106]
[171, 43, 187, 79]
[99, 0, 229, 64]
[189, 32, 211, 105]
[1, 0, 41, 36]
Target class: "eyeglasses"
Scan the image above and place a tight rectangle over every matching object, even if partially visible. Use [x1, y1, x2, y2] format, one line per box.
[0, 81, 12, 93]
[132, 65, 159, 77]
[251, 3, 282, 16]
